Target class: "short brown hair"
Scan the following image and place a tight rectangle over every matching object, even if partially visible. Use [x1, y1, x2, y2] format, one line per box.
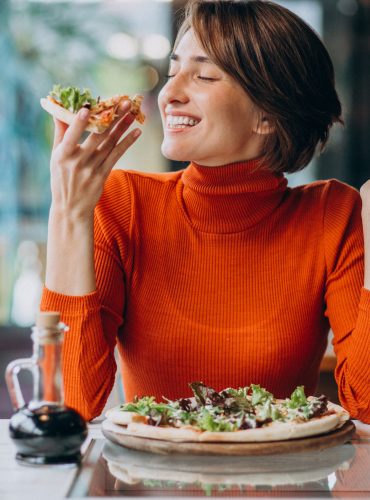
[175, 0, 343, 173]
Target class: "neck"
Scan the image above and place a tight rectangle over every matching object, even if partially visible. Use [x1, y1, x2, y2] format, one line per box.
[178, 159, 288, 233]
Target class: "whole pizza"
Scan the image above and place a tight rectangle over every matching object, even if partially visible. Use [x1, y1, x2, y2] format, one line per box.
[105, 382, 350, 443]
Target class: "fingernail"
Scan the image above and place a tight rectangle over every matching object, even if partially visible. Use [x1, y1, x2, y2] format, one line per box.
[79, 108, 89, 120]
[120, 101, 131, 112]
[133, 129, 142, 138]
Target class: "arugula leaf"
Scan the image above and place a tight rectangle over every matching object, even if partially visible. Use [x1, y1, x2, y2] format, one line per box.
[120, 396, 170, 416]
[49, 84, 97, 112]
[222, 387, 252, 412]
[250, 384, 273, 406]
[255, 400, 272, 420]
[271, 406, 284, 421]
[189, 382, 224, 407]
[286, 386, 307, 409]
[195, 408, 236, 432]
[172, 410, 194, 426]
[189, 382, 208, 405]
[223, 387, 249, 399]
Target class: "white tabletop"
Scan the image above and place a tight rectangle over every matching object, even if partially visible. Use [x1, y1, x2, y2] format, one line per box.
[0, 419, 103, 500]
[0, 418, 369, 500]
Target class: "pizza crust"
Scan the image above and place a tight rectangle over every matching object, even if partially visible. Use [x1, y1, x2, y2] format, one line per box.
[40, 98, 108, 133]
[327, 401, 351, 427]
[105, 401, 350, 443]
[105, 408, 147, 426]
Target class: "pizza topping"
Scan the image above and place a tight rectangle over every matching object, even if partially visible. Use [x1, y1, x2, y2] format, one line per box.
[50, 84, 97, 113]
[178, 398, 191, 411]
[47, 84, 145, 126]
[117, 383, 330, 432]
[282, 387, 329, 421]
[190, 382, 225, 407]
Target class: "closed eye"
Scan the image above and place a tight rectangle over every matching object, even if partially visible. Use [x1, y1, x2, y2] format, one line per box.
[197, 76, 218, 81]
[165, 75, 218, 82]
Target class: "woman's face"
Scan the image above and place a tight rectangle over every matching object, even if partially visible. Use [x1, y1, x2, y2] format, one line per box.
[158, 30, 264, 166]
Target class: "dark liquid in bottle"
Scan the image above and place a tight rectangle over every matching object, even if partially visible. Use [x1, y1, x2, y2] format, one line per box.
[9, 403, 87, 465]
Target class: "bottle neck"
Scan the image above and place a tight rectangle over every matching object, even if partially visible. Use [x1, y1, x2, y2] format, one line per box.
[31, 327, 64, 406]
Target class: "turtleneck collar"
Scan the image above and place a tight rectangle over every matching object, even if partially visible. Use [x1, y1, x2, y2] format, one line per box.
[178, 159, 288, 233]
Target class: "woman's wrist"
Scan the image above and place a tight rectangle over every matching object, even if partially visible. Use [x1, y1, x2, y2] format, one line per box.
[49, 203, 95, 226]
[46, 205, 96, 296]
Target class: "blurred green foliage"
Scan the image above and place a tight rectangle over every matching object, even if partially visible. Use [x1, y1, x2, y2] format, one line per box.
[0, 0, 154, 323]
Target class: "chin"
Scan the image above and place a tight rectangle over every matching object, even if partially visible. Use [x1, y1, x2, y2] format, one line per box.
[161, 142, 190, 162]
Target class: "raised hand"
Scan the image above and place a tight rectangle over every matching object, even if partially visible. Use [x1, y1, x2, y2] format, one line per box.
[50, 101, 141, 220]
[45, 102, 141, 295]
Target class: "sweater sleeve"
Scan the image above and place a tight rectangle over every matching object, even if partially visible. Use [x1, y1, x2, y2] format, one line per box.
[40, 170, 132, 421]
[323, 179, 370, 423]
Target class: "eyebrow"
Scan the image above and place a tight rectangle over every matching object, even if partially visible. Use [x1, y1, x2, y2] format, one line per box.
[170, 53, 212, 64]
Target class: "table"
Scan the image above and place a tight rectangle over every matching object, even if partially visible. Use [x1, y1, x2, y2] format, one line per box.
[0, 419, 103, 500]
[0, 419, 369, 499]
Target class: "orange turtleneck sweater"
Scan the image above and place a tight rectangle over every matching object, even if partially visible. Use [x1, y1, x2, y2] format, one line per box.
[40, 160, 370, 422]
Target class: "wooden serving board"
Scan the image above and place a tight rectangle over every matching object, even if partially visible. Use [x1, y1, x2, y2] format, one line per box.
[102, 419, 355, 456]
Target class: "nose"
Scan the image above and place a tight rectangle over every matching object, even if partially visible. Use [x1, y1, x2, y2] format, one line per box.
[159, 74, 189, 106]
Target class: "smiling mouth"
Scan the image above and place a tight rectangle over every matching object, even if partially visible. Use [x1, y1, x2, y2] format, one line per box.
[166, 115, 201, 130]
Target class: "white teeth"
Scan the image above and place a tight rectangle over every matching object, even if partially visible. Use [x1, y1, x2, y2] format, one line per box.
[166, 115, 200, 128]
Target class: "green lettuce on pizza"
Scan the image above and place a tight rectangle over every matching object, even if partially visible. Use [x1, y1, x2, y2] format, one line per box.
[117, 382, 329, 431]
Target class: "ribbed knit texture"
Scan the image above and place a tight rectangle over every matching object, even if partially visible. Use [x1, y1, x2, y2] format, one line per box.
[40, 159, 370, 422]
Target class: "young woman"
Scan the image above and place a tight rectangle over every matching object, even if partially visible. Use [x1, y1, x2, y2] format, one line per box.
[41, 0, 370, 422]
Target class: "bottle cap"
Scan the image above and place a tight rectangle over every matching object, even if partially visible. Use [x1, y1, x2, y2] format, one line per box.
[36, 311, 61, 329]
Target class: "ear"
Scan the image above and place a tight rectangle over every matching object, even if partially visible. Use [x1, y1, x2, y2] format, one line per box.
[252, 115, 274, 135]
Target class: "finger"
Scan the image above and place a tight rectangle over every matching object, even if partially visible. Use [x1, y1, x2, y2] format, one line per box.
[61, 108, 90, 156]
[82, 109, 134, 158]
[81, 101, 132, 152]
[102, 128, 142, 175]
[97, 113, 135, 154]
[106, 111, 135, 140]
[52, 117, 69, 150]
[81, 114, 135, 170]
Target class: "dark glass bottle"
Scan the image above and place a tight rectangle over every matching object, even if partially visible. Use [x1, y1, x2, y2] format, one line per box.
[6, 311, 87, 465]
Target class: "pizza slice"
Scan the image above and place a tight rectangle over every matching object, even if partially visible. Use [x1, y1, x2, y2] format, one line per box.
[40, 84, 145, 134]
[105, 382, 350, 443]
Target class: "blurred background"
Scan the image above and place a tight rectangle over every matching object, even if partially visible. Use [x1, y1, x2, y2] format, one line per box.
[0, 0, 369, 417]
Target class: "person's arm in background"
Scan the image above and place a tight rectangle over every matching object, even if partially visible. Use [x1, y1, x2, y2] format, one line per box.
[360, 180, 370, 290]
[334, 172, 370, 494]
[41, 105, 141, 420]
[323, 180, 370, 423]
